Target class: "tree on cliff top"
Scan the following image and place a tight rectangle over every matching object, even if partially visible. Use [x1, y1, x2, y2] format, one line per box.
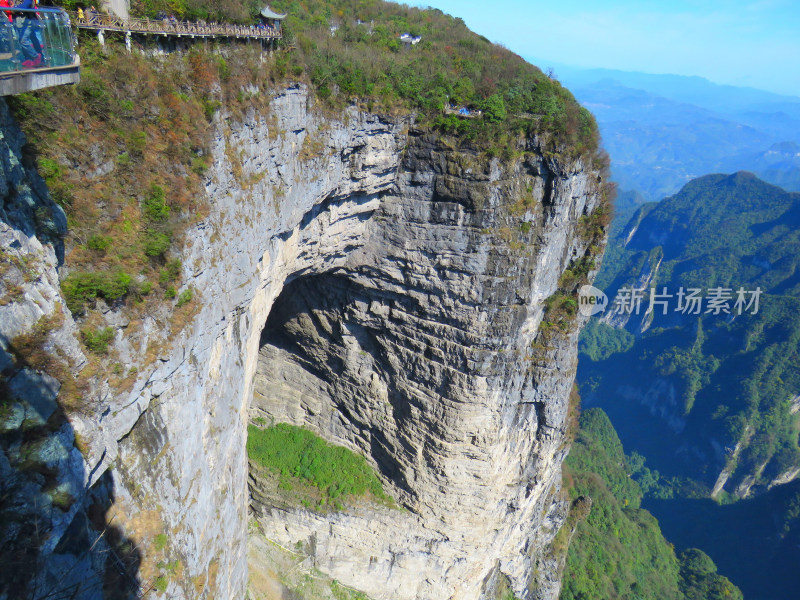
[128, 0, 600, 156]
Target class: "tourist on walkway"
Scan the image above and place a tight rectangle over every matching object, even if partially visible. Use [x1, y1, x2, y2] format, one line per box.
[16, 0, 44, 66]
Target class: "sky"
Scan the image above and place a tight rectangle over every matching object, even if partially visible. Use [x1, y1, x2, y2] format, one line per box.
[410, 0, 800, 97]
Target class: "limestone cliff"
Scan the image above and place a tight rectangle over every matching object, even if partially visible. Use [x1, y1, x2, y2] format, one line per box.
[0, 84, 605, 600]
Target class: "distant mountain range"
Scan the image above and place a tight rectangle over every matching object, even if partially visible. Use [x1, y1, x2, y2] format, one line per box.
[524, 62, 800, 599]
[538, 65, 800, 200]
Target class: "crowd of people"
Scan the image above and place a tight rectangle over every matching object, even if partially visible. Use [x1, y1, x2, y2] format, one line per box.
[0, 0, 50, 68]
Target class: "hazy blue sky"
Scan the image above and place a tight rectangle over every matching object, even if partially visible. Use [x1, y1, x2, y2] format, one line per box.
[411, 0, 800, 97]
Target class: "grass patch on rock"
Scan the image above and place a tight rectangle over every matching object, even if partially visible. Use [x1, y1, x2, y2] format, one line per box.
[247, 423, 391, 510]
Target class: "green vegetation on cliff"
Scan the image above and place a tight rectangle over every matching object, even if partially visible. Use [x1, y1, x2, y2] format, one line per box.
[8, 0, 605, 383]
[283, 0, 600, 155]
[7, 38, 284, 383]
[126, 0, 600, 155]
[247, 423, 390, 509]
[561, 407, 742, 600]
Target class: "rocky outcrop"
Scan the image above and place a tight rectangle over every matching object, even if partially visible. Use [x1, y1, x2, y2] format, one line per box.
[0, 84, 604, 600]
[248, 121, 601, 600]
[600, 247, 662, 332]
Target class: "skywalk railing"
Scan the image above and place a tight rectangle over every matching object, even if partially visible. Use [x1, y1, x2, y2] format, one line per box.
[0, 7, 78, 74]
[69, 12, 282, 40]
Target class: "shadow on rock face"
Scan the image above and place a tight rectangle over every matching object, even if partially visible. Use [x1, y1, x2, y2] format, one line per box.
[256, 272, 414, 494]
[1, 340, 142, 600]
[0, 99, 142, 597]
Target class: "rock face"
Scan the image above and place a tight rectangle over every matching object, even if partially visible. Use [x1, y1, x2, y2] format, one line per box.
[249, 123, 601, 599]
[0, 100, 125, 599]
[0, 85, 603, 599]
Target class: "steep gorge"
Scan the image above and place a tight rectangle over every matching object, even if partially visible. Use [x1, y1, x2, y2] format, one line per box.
[0, 78, 605, 600]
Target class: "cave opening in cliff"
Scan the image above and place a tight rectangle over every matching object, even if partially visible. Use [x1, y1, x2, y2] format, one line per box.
[249, 272, 411, 495]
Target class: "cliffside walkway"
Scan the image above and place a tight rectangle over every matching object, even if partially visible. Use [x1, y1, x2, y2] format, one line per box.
[0, 6, 283, 96]
[0, 7, 80, 96]
[68, 12, 282, 42]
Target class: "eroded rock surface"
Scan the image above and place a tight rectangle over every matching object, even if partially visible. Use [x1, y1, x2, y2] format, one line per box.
[246, 117, 603, 599]
[1, 85, 603, 600]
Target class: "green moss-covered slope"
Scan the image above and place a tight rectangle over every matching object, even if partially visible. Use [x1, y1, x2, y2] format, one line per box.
[561, 407, 741, 600]
[247, 423, 391, 510]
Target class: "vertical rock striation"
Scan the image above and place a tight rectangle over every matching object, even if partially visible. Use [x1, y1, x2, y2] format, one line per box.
[0, 85, 603, 599]
[249, 123, 601, 600]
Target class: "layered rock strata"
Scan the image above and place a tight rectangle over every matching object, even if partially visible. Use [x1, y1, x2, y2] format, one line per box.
[246, 100, 602, 598]
[0, 84, 602, 600]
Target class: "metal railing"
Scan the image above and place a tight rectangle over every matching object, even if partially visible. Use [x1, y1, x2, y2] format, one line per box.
[68, 11, 282, 40]
[0, 7, 78, 73]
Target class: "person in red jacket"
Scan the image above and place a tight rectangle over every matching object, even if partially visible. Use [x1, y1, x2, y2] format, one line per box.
[0, 0, 12, 23]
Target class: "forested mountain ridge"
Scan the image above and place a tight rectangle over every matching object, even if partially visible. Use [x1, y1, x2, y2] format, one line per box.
[576, 171, 800, 598]
[581, 171, 800, 500]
